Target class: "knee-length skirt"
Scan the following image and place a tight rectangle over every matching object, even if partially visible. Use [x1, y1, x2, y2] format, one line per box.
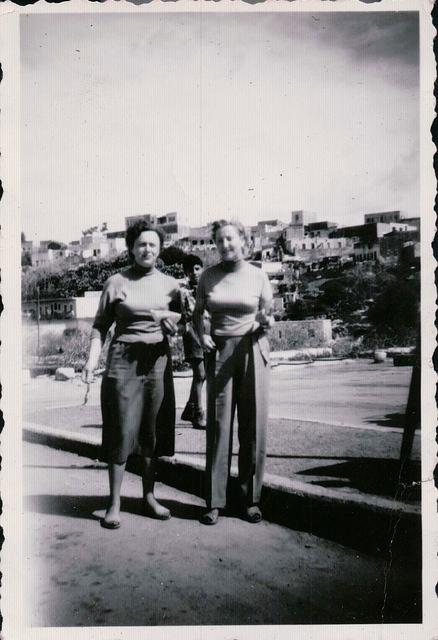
[101, 339, 175, 464]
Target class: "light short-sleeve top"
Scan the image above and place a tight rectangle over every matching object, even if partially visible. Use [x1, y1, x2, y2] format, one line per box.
[197, 261, 273, 337]
[91, 266, 181, 344]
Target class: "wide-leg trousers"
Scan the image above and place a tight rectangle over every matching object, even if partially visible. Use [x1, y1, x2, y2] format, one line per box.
[205, 333, 270, 509]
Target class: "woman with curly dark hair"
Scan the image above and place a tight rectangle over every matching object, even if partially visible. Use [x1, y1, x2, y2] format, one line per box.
[82, 220, 181, 528]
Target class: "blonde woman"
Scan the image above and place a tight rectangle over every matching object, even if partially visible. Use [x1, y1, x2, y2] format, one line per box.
[193, 219, 274, 525]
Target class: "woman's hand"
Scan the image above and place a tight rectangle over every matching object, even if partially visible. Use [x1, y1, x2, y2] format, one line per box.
[161, 318, 178, 336]
[200, 334, 216, 352]
[256, 309, 275, 332]
[81, 364, 95, 384]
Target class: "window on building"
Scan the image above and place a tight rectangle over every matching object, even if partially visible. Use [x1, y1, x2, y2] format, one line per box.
[302, 244, 306, 250]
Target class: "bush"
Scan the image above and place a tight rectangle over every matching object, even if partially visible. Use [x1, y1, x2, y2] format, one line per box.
[25, 325, 192, 372]
[330, 336, 361, 358]
[169, 336, 191, 371]
[268, 322, 327, 351]
[368, 280, 419, 333]
[359, 327, 417, 351]
[23, 326, 109, 370]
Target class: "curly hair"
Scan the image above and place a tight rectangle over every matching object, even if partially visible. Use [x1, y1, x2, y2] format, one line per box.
[182, 253, 204, 274]
[125, 220, 165, 260]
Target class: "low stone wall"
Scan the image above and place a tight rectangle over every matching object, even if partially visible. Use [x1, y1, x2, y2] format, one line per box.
[269, 319, 332, 351]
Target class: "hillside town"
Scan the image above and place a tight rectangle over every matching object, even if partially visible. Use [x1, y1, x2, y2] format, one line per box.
[21, 209, 420, 325]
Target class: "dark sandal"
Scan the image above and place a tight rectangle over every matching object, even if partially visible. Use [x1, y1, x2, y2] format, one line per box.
[101, 518, 121, 530]
[245, 506, 262, 523]
[200, 508, 219, 525]
[181, 403, 195, 422]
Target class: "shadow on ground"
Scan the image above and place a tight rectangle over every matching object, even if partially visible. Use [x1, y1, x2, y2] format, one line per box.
[367, 412, 406, 428]
[298, 458, 421, 501]
[24, 494, 202, 522]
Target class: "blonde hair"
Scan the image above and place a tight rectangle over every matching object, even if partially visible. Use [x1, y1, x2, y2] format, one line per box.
[210, 219, 250, 257]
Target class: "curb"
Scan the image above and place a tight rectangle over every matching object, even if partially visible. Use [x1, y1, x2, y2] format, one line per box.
[23, 422, 421, 556]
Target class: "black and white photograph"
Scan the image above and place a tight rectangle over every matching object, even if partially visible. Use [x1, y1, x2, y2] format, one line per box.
[0, 2, 435, 638]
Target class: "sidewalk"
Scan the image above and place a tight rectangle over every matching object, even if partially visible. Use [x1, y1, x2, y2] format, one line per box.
[23, 367, 421, 553]
[23, 441, 422, 626]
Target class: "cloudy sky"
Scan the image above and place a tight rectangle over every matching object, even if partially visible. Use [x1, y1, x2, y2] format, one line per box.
[21, 11, 419, 243]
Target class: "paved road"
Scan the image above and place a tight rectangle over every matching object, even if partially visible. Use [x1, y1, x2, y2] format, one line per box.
[25, 359, 411, 429]
[23, 360, 420, 503]
[23, 441, 421, 627]
[269, 359, 411, 428]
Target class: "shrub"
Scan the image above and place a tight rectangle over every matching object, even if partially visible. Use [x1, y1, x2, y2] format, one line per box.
[330, 336, 361, 358]
[169, 336, 191, 371]
[268, 321, 327, 351]
[359, 327, 417, 351]
[23, 325, 109, 370]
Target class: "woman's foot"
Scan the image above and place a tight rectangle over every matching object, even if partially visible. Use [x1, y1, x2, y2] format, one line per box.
[244, 505, 262, 523]
[200, 508, 219, 525]
[143, 494, 171, 520]
[101, 503, 121, 529]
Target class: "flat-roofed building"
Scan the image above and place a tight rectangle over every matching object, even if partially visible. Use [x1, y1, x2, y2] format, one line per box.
[286, 210, 317, 240]
[125, 213, 189, 245]
[364, 210, 401, 224]
[305, 221, 338, 238]
[105, 230, 127, 256]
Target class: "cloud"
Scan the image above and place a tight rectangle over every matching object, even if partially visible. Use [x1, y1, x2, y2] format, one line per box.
[20, 12, 419, 241]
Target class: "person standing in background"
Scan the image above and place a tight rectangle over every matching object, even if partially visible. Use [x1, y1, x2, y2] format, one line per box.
[180, 254, 207, 430]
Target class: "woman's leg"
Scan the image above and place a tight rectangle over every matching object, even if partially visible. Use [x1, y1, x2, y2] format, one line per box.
[203, 339, 236, 516]
[181, 370, 196, 422]
[140, 345, 173, 519]
[103, 461, 126, 527]
[236, 336, 269, 519]
[141, 456, 170, 519]
[191, 358, 206, 428]
[101, 370, 142, 528]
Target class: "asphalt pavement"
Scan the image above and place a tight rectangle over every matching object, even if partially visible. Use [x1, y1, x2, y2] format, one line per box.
[23, 360, 420, 505]
[23, 441, 422, 627]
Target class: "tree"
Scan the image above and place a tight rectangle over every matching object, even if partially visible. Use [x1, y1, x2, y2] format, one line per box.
[47, 241, 66, 250]
[159, 246, 187, 266]
[368, 279, 419, 333]
[21, 253, 32, 267]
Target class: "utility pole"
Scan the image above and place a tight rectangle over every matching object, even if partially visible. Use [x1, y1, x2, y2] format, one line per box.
[36, 284, 40, 362]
